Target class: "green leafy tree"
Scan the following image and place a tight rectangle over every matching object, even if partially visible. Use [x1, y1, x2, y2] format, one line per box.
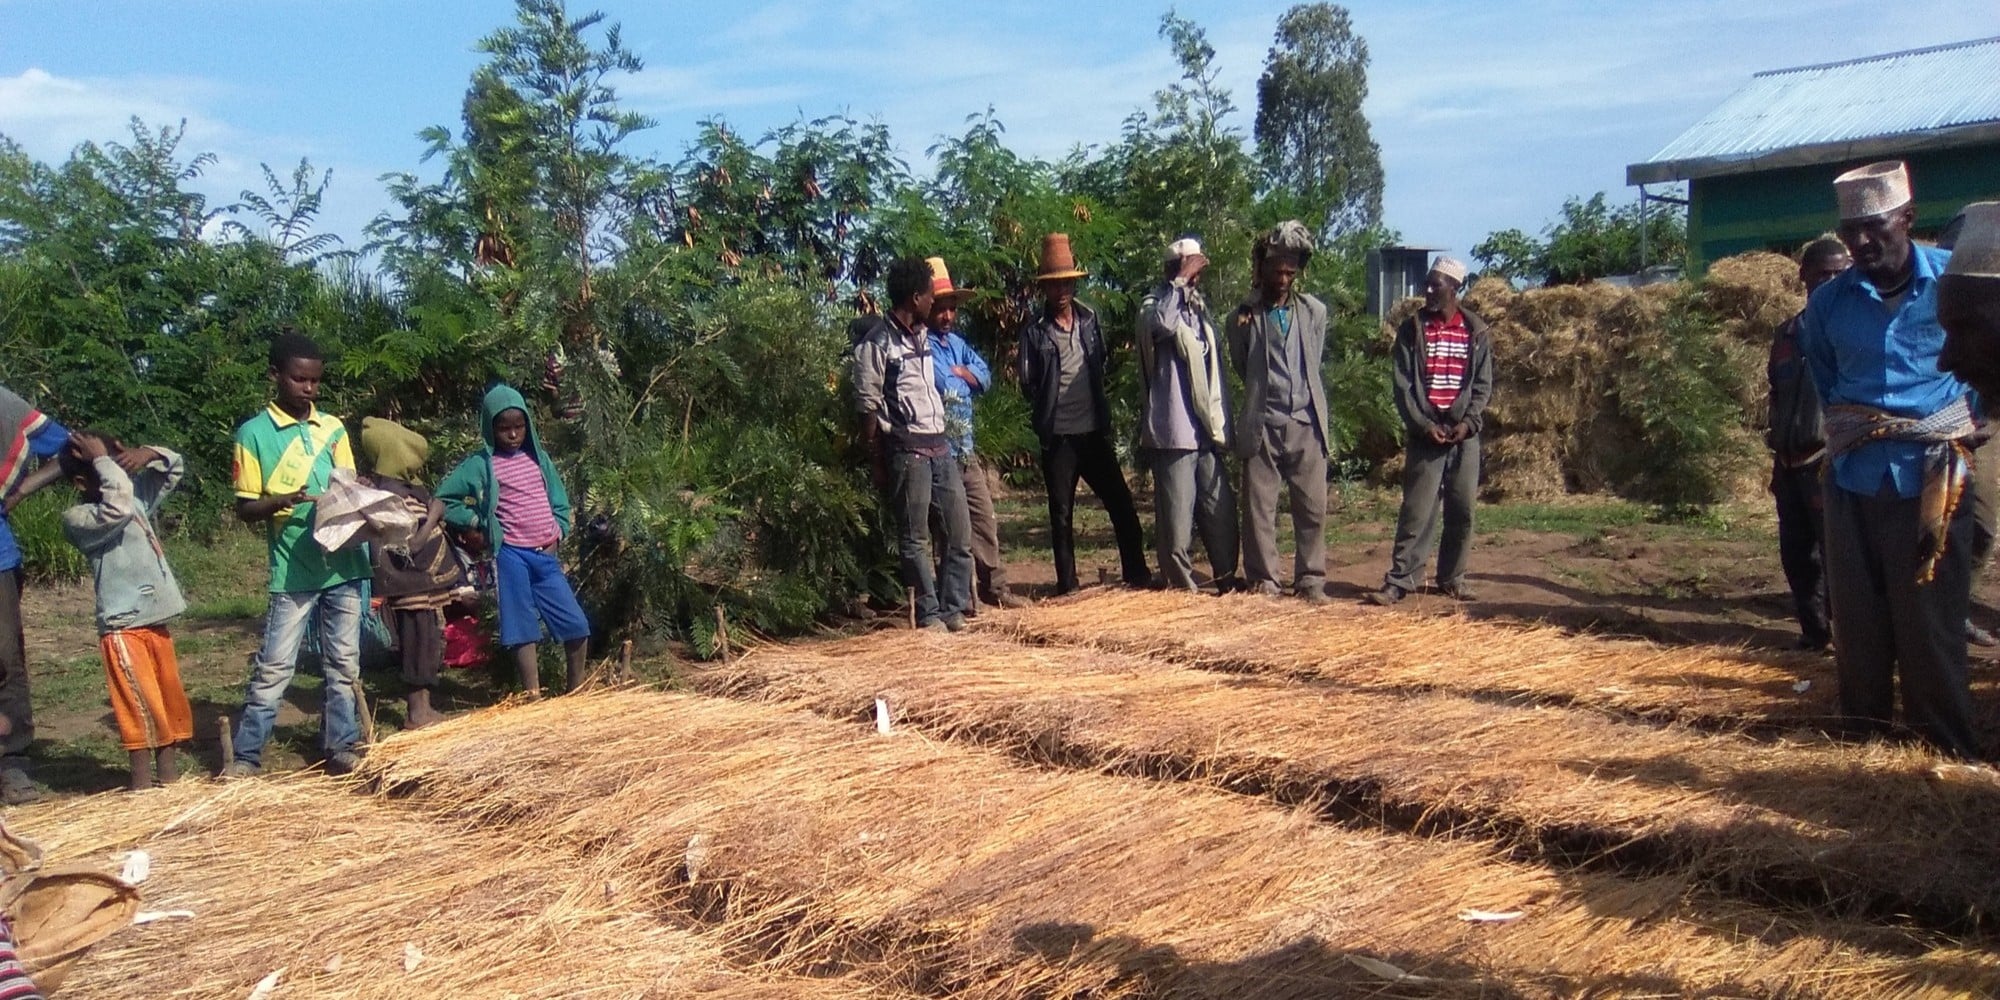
[1473, 192, 1688, 284]
[1254, 3, 1383, 242]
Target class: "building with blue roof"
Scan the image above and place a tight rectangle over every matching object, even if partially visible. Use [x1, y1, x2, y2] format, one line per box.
[1627, 36, 2000, 271]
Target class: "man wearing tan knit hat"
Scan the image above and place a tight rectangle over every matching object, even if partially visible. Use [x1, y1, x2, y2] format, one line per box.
[1800, 160, 1983, 758]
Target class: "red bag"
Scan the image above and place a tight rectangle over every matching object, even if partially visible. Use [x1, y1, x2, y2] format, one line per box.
[443, 612, 491, 669]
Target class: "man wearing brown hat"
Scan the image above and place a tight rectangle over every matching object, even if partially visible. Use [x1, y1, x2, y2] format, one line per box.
[1800, 160, 1982, 758]
[1370, 255, 1494, 606]
[925, 257, 1026, 610]
[1230, 220, 1332, 603]
[1017, 233, 1150, 594]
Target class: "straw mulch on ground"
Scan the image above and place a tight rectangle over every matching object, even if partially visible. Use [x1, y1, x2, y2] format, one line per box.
[989, 589, 1993, 734]
[13, 777, 906, 1000]
[704, 631, 2000, 931]
[357, 690, 2000, 999]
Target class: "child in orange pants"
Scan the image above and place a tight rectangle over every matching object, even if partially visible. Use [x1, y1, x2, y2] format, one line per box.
[59, 432, 194, 790]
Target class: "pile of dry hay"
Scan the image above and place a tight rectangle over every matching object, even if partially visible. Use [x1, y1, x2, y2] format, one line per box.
[987, 588, 1990, 733]
[354, 690, 2000, 999]
[708, 630, 2000, 930]
[16, 777, 906, 1000]
[1383, 252, 1801, 502]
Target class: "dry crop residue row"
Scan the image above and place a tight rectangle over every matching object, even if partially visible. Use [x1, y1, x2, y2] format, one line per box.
[704, 631, 2000, 931]
[355, 690, 2000, 999]
[16, 777, 909, 1000]
[988, 588, 2000, 733]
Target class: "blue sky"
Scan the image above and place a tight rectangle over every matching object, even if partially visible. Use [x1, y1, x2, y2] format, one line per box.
[1, 0, 1992, 263]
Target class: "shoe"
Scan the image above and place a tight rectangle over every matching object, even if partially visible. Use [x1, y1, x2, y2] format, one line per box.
[920, 620, 949, 633]
[1440, 582, 1478, 601]
[0, 763, 39, 805]
[989, 590, 1032, 610]
[1210, 576, 1244, 596]
[323, 751, 364, 776]
[1298, 584, 1330, 606]
[1793, 636, 1831, 654]
[219, 760, 261, 781]
[1366, 585, 1406, 607]
[943, 614, 968, 633]
[1251, 581, 1282, 597]
[1968, 621, 1998, 648]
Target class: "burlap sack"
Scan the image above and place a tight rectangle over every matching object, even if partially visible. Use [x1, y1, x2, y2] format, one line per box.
[0, 825, 140, 994]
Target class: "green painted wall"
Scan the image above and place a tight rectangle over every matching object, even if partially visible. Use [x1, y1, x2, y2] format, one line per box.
[1686, 144, 2000, 271]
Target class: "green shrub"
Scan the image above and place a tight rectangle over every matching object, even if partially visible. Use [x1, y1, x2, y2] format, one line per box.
[9, 489, 85, 584]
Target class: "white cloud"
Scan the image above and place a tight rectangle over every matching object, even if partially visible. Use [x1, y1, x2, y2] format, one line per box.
[0, 67, 233, 160]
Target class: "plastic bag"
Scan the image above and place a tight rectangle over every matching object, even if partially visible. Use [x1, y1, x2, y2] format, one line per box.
[313, 469, 417, 553]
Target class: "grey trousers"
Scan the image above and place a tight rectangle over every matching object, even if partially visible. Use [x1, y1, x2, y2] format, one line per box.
[1823, 481, 1981, 758]
[893, 450, 973, 625]
[1971, 435, 1998, 568]
[1150, 447, 1239, 591]
[0, 570, 29, 756]
[1242, 419, 1328, 592]
[960, 455, 1010, 601]
[1385, 435, 1480, 592]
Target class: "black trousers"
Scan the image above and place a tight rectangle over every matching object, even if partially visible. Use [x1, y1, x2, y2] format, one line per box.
[1824, 481, 1982, 758]
[394, 608, 445, 689]
[1040, 432, 1149, 593]
[1772, 462, 1830, 646]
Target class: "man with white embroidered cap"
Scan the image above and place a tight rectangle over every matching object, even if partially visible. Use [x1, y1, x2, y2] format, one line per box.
[1370, 255, 1495, 606]
[1800, 160, 1983, 758]
[1139, 236, 1239, 593]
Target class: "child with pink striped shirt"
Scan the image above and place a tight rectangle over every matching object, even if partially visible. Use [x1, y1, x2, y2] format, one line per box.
[438, 384, 590, 695]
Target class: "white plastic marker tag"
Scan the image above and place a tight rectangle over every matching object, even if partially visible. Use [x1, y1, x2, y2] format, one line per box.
[403, 942, 425, 973]
[247, 968, 284, 1000]
[874, 698, 892, 735]
[685, 833, 712, 882]
[133, 910, 195, 925]
[118, 850, 151, 885]
[1346, 954, 1437, 983]
[1457, 908, 1524, 923]
[1791, 680, 1812, 693]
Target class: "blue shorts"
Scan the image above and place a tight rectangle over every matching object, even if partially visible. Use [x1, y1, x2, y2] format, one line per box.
[495, 544, 591, 648]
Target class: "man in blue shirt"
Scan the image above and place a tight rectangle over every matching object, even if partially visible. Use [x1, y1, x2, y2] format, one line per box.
[0, 385, 74, 802]
[925, 258, 1026, 611]
[1799, 160, 1982, 758]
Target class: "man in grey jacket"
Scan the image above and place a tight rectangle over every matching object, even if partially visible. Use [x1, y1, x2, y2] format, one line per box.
[1139, 237, 1238, 592]
[1371, 257, 1494, 605]
[1229, 221, 1332, 603]
[853, 256, 974, 632]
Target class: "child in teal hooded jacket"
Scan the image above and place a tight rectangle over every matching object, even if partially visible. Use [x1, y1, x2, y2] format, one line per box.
[438, 384, 589, 694]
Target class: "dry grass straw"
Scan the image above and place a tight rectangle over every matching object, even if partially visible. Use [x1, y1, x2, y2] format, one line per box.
[707, 631, 2000, 931]
[359, 690, 1999, 999]
[1703, 253, 1806, 344]
[989, 589, 2000, 737]
[13, 777, 903, 1000]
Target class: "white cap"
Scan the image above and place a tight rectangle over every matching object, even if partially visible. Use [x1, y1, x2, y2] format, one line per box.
[1165, 237, 1205, 262]
[1945, 202, 2000, 279]
[1834, 160, 1913, 221]
[1430, 256, 1468, 286]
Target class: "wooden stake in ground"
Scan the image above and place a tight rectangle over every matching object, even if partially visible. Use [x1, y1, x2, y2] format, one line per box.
[907, 586, 917, 630]
[218, 718, 234, 770]
[714, 606, 731, 662]
[352, 679, 376, 745]
[619, 639, 634, 683]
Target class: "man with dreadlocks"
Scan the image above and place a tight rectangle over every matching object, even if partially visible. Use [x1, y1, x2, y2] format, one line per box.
[1800, 161, 1982, 758]
[1229, 221, 1333, 604]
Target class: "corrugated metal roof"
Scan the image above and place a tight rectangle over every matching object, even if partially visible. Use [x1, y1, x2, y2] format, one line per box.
[1628, 37, 2000, 184]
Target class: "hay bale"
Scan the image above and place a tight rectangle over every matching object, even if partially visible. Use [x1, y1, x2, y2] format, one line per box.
[711, 628, 2000, 936]
[1481, 431, 1567, 501]
[360, 691, 1988, 999]
[1705, 252, 1804, 343]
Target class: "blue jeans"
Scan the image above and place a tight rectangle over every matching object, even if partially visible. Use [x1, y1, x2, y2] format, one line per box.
[232, 579, 363, 766]
[891, 450, 972, 625]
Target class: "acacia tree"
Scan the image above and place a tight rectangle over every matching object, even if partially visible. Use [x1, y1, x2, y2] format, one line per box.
[1254, 3, 1383, 242]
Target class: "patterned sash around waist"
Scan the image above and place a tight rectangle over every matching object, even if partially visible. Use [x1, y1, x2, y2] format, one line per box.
[1824, 396, 1981, 585]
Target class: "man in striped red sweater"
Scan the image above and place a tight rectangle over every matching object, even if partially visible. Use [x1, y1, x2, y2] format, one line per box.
[1371, 257, 1496, 606]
